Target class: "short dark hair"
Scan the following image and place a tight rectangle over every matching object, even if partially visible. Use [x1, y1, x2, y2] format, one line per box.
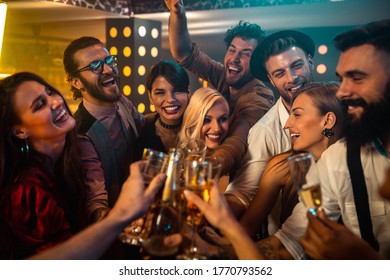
[146, 60, 190, 93]
[334, 19, 390, 53]
[250, 30, 314, 81]
[223, 20, 266, 48]
[63, 36, 103, 99]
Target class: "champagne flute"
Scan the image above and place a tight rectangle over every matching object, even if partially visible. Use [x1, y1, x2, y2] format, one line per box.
[141, 148, 169, 186]
[182, 138, 207, 159]
[177, 157, 215, 260]
[287, 152, 322, 215]
[119, 148, 168, 246]
[203, 156, 221, 182]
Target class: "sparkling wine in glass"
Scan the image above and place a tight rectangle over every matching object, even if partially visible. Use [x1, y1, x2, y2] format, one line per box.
[288, 152, 322, 215]
[182, 138, 207, 159]
[141, 148, 168, 186]
[177, 156, 220, 260]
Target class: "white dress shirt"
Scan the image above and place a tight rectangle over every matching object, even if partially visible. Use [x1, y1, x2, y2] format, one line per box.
[225, 98, 291, 207]
[275, 138, 390, 259]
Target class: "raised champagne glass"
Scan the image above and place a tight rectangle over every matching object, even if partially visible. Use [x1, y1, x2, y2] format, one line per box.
[288, 152, 322, 215]
[119, 148, 168, 246]
[177, 156, 221, 260]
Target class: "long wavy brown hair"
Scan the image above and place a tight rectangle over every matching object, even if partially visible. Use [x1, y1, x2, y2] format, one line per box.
[0, 72, 86, 259]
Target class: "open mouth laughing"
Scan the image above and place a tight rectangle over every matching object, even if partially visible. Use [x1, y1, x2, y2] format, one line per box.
[206, 133, 222, 142]
[290, 132, 300, 145]
[54, 108, 68, 123]
[101, 76, 117, 87]
[287, 83, 304, 93]
[227, 65, 241, 75]
[163, 105, 180, 115]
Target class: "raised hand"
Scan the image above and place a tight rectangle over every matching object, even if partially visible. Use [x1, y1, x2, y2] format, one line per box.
[184, 181, 263, 259]
[164, 0, 185, 14]
[109, 161, 166, 224]
[184, 181, 236, 234]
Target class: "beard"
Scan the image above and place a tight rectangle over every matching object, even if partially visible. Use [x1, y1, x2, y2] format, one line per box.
[344, 81, 390, 145]
[79, 73, 122, 103]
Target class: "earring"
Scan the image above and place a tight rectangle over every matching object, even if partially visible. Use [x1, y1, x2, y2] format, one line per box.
[20, 139, 30, 160]
[322, 128, 334, 138]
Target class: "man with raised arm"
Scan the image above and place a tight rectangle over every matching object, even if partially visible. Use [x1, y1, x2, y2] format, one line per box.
[164, 0, 274, 216]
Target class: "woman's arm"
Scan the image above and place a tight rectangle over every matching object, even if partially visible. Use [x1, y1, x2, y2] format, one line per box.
[240, 152, 291, 238]
[29, 161, 165, 260]
[184, 182, 264, 260]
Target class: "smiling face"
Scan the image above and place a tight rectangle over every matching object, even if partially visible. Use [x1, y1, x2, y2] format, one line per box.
[149, 76, 190, 125]
[200, 100, 229, 150]
[266, 46, 314, 110]
[72, 44, 121, 106]
[12, 80, 75, 152]
[224, 37, 258, 88]
[336, 44, 390, 144]
[285, 93, 329, 159]
[336, 44, 390, 122]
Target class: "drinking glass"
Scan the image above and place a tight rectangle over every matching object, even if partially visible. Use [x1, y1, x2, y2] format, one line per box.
[119, 148, 168, 246]
[287, 152, 322, 216]
[182, 138, 207, 159]
[141, 148, 169, 185]
[203, 156, 221, 182]
[177, 157, 218, 260]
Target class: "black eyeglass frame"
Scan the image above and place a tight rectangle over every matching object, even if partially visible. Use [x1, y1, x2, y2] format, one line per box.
[75, 55, 118, 74]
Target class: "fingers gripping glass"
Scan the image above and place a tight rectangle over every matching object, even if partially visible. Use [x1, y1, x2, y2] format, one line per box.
[75, 55, 118, 74]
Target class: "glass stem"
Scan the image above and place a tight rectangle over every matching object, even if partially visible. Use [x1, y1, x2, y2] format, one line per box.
[189, 220, 198, 254]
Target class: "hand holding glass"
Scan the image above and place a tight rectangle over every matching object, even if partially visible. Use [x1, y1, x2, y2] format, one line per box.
[142, 148, 168, 185]
[119, 148, 168, 246]
[177, 156, 221, 260]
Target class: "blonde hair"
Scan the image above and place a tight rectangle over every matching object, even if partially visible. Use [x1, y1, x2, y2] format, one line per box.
[178, 87, 229, 148]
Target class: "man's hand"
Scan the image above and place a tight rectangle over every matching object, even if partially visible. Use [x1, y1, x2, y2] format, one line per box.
[164, 0, 185, 14]
[301, 210, 382, 259]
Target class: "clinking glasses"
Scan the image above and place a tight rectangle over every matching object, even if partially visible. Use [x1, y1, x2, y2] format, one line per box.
[75, 55, 118, 74]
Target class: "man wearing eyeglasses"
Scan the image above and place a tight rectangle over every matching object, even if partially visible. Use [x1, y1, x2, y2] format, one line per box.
[63, 37, 145, 216]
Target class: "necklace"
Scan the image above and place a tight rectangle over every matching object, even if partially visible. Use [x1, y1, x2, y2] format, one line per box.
[158, 117, 181, 130]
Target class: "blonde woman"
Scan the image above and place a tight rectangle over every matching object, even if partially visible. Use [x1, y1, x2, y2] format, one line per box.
[178, 87, 229, 155]
[178, 87, 230, 191]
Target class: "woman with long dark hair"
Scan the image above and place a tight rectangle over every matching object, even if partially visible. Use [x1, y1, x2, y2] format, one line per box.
[0, 72, 87, 259]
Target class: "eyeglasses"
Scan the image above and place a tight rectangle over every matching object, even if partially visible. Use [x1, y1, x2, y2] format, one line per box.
[75, 55, 118, 74]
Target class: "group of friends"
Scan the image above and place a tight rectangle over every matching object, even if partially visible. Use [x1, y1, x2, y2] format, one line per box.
[0, 0, 389, 260]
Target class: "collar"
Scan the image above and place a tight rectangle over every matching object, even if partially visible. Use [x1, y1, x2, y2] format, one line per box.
[373, 137, 390, 159]
[278, 98, 290, 128]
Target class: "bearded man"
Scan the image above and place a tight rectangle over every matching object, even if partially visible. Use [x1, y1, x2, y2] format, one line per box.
[64, 37, 144, 208]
